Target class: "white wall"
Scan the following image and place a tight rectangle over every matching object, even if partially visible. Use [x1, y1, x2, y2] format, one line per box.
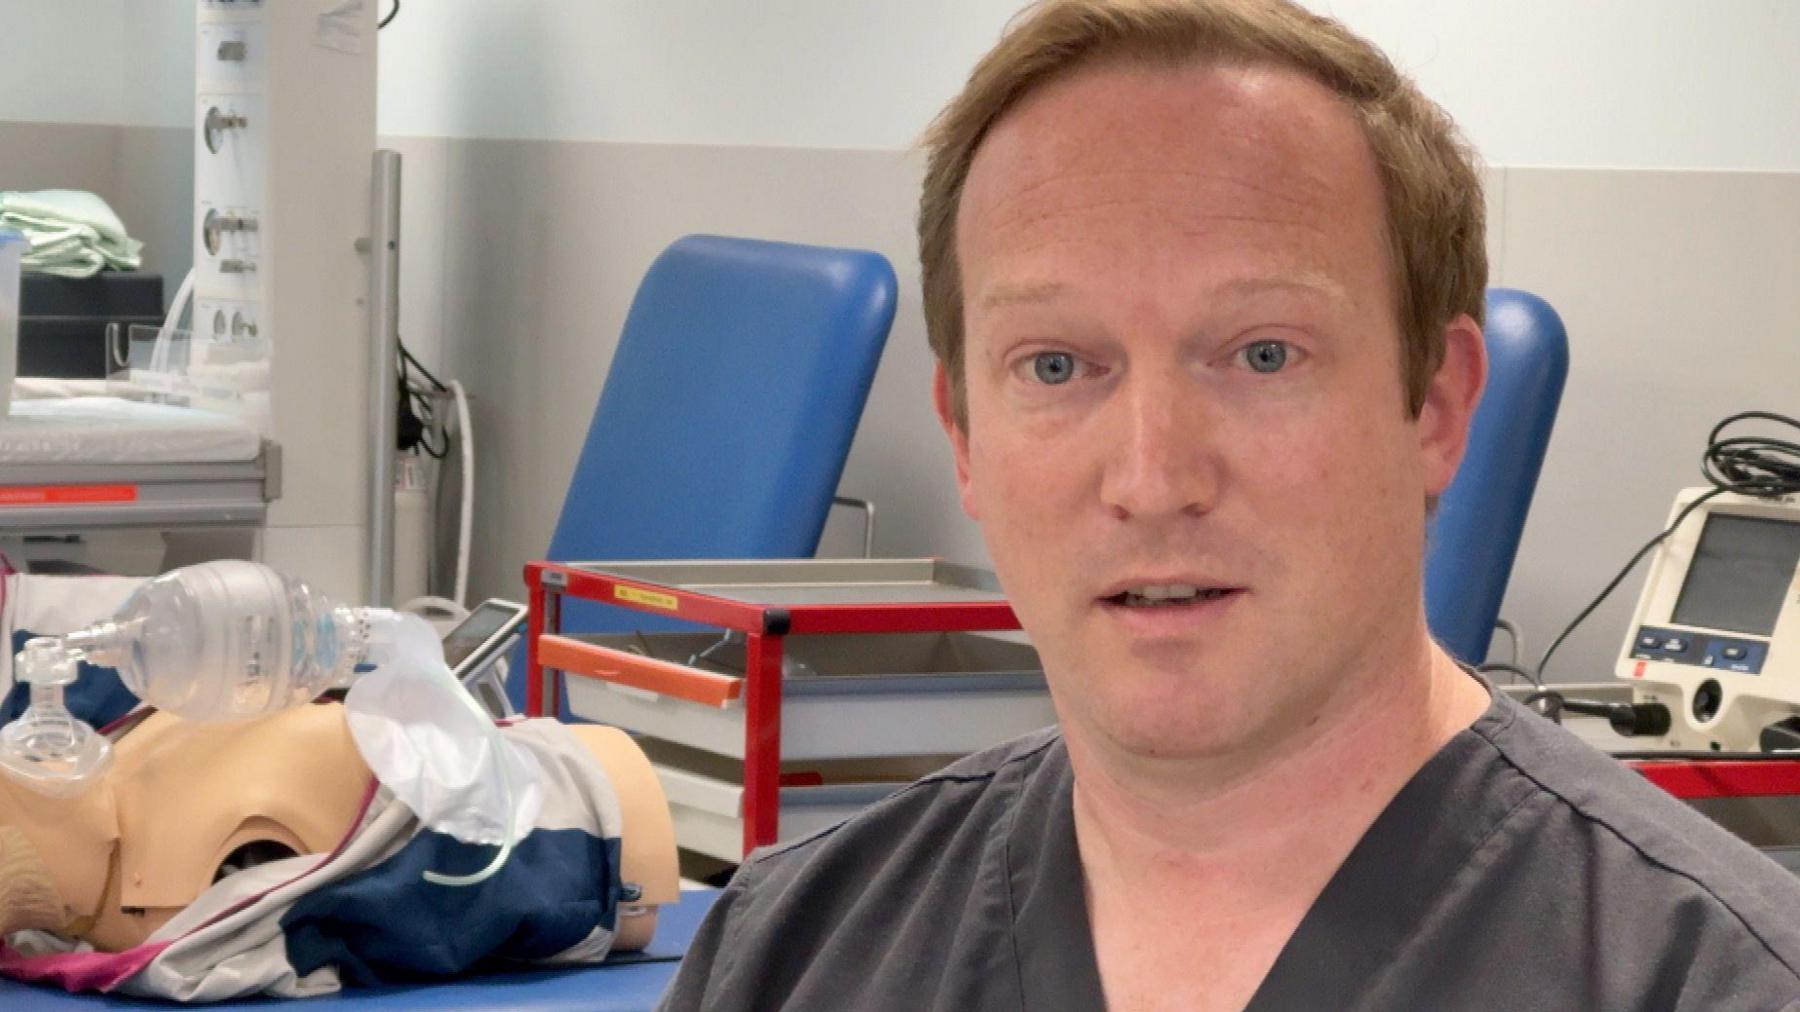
[120, 0, 201, 130]
[375, 1, 1021, 150]
[371, 0, 1800, 170]
[1308, 0, 1800, 172]
[0, 2, 127, 125]
[13, 1, 1796, 170]
[0, 1, 185, 128]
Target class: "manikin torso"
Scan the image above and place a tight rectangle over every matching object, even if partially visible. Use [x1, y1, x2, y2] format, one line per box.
[0, 703, 678, 953]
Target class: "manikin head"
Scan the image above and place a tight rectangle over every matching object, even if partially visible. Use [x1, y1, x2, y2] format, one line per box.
[922, 0, 1489, 760]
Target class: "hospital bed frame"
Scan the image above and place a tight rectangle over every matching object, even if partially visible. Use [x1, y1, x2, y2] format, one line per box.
[0, 440, 280, 533]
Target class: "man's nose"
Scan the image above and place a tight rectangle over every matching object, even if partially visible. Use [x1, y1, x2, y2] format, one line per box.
[1098, 369, 1222, 521]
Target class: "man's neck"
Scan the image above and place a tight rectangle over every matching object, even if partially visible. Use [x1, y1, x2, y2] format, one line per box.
[1067, 634, 1487, 858]
[1066, 633, 1491, 1009]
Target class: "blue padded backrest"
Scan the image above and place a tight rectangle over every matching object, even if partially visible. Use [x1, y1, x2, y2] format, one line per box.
[520, 235, 897, 710]
[1425, 289, 1569, 663]
[548, 234, 896, 564]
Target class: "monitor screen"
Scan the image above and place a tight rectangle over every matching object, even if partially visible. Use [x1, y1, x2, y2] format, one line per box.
[442, 602, 524, 669]
[1671, 512, 1800, 637]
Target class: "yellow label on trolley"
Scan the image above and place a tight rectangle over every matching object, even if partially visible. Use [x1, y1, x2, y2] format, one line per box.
[615, 585, 679, 611]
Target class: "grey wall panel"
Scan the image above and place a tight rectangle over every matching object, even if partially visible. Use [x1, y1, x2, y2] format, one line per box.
[111, 125, 193, 290]
[1484, 166, 1506, 287]
[382, 135, 453, 375]
[0, 120, 121, 214]
[1493, 168, 1800, 683]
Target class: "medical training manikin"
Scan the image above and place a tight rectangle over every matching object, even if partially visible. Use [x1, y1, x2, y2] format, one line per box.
[0, 561, 677, 1000]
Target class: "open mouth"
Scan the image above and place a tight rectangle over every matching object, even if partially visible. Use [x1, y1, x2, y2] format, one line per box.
[1101, 584, 1238, 608]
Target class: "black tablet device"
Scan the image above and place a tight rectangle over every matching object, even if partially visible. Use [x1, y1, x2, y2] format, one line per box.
[442, 598, 529, 717]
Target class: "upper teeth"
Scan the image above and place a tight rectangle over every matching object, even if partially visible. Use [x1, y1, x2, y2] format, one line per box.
[1127, 584, 1201, 600]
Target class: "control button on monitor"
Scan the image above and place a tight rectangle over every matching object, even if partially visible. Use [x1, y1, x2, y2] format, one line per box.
[1638, 634, 1661, 650]
[1722, 645, 1748, 661]
[1664, 638, 1688, 652]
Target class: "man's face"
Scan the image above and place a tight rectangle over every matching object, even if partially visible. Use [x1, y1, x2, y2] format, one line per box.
[940, 59, 1479, 761]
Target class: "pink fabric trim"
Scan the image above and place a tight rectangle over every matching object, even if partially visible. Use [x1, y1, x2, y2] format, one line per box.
[0, 939, 171, 993]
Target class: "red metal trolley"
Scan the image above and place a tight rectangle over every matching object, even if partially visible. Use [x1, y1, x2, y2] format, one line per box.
[524, 559, 1048, 858]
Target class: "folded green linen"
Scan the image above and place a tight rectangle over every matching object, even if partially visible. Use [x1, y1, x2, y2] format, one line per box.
[0, 189, 144, 278]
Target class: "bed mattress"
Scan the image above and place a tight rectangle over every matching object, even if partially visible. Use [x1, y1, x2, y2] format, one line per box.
[0, 396, 261, 465]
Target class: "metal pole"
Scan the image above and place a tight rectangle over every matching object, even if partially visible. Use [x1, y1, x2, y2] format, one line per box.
[366, 149, 402, 606]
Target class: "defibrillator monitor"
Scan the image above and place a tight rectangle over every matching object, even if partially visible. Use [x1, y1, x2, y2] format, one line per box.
[442, 599, 528, 718]
[1618, 488, 1800, 748]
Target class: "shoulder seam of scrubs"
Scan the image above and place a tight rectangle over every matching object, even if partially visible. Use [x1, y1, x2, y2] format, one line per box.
[1469, 705, 1800, 985]
[746, 732, 1064, 864]
[1360, 762, 1548, 997]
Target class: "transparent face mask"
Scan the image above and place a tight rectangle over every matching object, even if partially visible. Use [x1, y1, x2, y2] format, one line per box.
[1, 561, 531, 885]
[0, 638, 114, 797]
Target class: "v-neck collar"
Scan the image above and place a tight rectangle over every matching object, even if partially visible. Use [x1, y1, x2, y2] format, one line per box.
[1007, 736, 1107, 1010]
[1245, 694, 1524, 1007]
[1007, 692, 1521, 1010]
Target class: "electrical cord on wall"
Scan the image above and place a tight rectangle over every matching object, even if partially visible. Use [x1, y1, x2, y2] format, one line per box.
[390, 340, 476, 607]
[1492, 618, 1525, 669]
[1514, 411, 1800, 734]
[379, 0, 400, 30]
[1477, 661, 1540, 690]
[398, 341, 449, 458]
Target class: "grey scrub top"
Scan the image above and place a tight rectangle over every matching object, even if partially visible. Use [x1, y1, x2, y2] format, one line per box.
[660, 690, 1800, 1010]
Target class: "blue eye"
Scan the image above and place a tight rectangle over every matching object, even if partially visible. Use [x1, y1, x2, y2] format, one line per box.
[1032, 351, 1077, 385]
[1241, 340, 1290, 374]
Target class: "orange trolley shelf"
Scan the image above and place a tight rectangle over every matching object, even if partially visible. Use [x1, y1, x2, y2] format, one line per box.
[524, 559, 1043, 859]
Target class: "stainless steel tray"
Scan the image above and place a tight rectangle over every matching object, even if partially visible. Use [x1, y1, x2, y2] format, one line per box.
[565, 558, 1006, 606]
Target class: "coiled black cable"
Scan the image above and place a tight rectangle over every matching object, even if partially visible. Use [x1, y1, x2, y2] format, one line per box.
[397, 340, 451, 459]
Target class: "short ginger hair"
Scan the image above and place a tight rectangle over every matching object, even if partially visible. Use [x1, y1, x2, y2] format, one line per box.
[919, 0, 1487, 428]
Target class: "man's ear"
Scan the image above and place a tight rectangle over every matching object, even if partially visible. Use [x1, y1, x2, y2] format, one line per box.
[932, 362, 980, 520]
[1417, 315, 1487, 498]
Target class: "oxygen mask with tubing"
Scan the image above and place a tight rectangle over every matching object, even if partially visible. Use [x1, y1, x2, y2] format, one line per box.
[0, 561, 537, 886]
